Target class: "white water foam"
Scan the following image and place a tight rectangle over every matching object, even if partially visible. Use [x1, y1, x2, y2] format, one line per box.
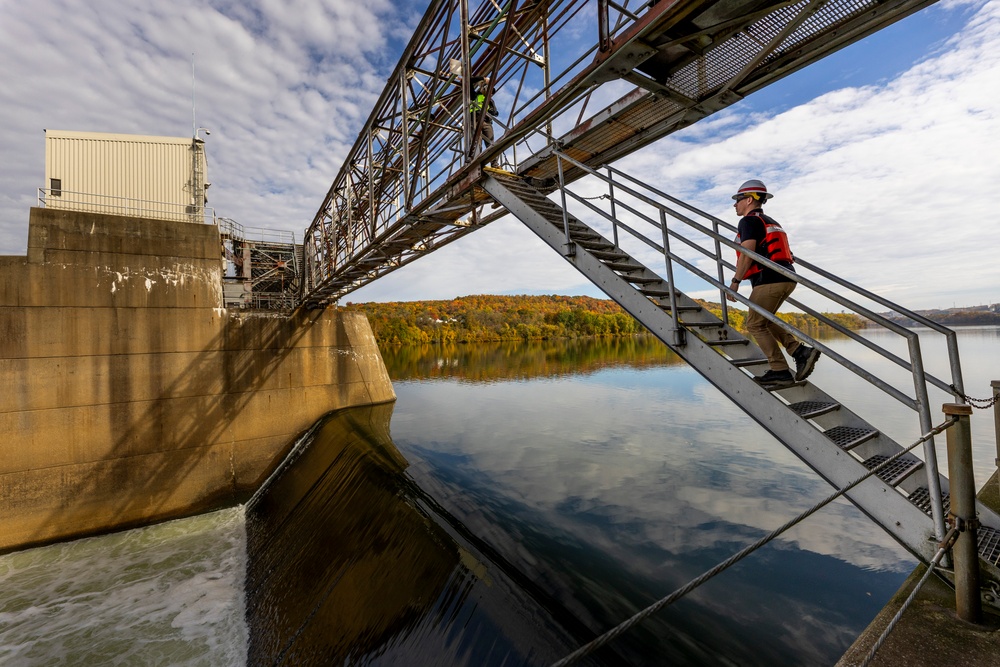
[0, 508, 248, 666]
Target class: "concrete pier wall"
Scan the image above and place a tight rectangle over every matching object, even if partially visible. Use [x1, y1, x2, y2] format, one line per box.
[0, 207, 395, 553]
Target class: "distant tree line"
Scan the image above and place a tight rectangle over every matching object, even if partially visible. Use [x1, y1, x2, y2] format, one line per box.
[885, 310, 1000, 327]
[344, 295, 868, 346]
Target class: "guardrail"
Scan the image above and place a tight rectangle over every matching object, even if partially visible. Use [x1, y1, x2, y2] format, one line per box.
[218, 217, 297, 245]
[37, 188, 216, 225]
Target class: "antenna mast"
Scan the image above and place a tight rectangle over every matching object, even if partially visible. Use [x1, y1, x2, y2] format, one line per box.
[191, 54, 196, 138]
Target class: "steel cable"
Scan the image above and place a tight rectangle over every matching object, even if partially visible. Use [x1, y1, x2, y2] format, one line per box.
[857, 527, 958, 667]
[548, 416, 958, 667]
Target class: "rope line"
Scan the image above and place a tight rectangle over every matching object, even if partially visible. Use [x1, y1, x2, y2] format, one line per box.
[858, 527, 959, 667]
[549, 416, 958, 667]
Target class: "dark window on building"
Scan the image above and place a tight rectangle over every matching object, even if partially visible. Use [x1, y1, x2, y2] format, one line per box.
[50, 178, 62, 197]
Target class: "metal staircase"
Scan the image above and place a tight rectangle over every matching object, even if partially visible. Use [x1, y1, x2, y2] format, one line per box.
[481, 163, 1000, 594]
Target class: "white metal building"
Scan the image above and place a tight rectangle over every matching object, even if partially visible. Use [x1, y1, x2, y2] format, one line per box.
[42, 129, 210, 224]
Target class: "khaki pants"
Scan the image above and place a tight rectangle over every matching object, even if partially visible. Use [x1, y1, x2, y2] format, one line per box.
[746, 281, 801, 372]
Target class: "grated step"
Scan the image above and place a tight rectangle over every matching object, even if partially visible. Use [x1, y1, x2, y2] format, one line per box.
[824, 425, 878, 451]
[908, 487, 951, 517]
[640, 287, 678, 297]
[682, 321, 724, 328]
[578, 240, 616, 251]
[589, 249, 630, 261]
[788, 400, 839, 419]
[658, 304, 702, 313]
[625, 275, 664, 285]
[979, 526, 1000, 566]
[705, 339, 749, 346]
[863, 454, 924, 487]
[605, 262, 646, 272]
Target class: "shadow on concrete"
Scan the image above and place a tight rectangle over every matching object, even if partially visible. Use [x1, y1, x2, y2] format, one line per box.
[29, 306, 357, 550]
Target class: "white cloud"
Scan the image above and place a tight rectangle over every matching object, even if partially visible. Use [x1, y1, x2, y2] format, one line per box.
[0, 0, 409, 254]
[354, 1, 1000, 308]
[1, 0, 997, 311]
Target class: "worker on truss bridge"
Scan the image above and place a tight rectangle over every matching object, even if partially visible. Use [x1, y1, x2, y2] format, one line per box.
[726, 179, 821, 389]
[469, 75, 499, 167]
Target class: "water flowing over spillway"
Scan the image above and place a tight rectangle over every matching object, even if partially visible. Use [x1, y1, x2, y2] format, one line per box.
[0, 509, 247, 665]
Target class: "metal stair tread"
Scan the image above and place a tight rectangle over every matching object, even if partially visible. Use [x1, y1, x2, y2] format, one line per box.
[731, 357, 768, 367]
[823, 425, 878, 451]
[624, 275, 664, 285]
[639, 287, 678, 297]
[908, 486, 951, 518]
[787, 400, 839, 419]
[863, 453, 924, 487]
[657, 304, 702, 313]
[605, 261, 647, 272]
[681, 321, 725, 328]
[704, 338, 749, 346]
[979, 526, 1000, 566]
[577, 240, 616, 251]
[590, 250, 630, 261]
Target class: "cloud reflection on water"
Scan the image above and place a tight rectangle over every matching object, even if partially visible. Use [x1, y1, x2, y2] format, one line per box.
[384, 338, 919, 664]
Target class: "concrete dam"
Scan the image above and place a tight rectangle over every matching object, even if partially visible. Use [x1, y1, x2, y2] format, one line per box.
[0, 206, 395, 554]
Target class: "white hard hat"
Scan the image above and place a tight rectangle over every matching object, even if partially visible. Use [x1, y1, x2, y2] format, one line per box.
[732, 179, 773, 200]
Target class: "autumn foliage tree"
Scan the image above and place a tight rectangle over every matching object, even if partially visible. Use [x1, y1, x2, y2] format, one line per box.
[344, 295, 867, 346]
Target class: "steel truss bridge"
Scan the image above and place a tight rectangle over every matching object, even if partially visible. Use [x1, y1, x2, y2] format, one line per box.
[299, 0, 937, 307]
[292, 0, 1000, 623]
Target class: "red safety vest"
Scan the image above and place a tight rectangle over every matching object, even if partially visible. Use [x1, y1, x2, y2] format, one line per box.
[736, 212, 793, 279]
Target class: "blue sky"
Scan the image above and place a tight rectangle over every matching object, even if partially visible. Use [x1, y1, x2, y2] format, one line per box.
[1, 0, 997, 310]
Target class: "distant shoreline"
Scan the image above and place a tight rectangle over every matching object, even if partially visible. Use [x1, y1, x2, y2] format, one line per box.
[880, 312, 1000, 328]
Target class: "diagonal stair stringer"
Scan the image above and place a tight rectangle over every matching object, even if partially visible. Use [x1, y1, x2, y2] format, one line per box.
[482, 170, 1000, 584]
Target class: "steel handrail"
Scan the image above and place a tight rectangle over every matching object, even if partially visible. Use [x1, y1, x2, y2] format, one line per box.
[591, 163, 963, 402]
[561, 186, 920, 408]
[601, 161, 966, 371]
[37, 188, 216, 225]
[563, 152, 943, 345]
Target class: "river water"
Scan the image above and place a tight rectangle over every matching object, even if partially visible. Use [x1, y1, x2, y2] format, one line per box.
[2, 326, 998, 665]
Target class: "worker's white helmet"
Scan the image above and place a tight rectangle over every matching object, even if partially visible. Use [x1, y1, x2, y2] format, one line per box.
[732, 179, 773, 201]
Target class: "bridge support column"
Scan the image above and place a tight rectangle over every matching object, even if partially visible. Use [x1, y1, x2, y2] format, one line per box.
[944, 402, 983, 624]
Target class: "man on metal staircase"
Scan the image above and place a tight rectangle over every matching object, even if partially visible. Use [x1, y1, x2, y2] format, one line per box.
[726, 179, 821, 388]
[469, 76, 498, 166]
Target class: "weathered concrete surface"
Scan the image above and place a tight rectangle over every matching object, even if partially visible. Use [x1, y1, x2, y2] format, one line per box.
[838, 470, 1000, 666]
[0, 207, 395, 554]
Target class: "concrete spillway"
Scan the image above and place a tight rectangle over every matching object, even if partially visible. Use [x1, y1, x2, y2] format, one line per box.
[0, 207, 394, 553]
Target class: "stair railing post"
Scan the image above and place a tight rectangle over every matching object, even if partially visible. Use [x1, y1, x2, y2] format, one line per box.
[556, 154, 574, 256]
[713, 219, 728, 327]
[909, 335, 947, 544]
[944, 402, 983, 624]
[659, 209, 684, 346]
[607, 167, 619, 248]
